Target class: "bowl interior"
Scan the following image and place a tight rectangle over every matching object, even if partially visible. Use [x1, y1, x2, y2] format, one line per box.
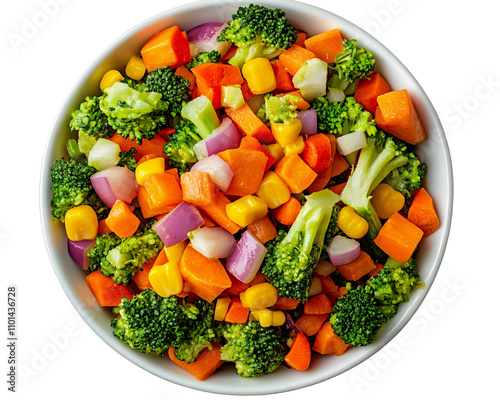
[40, 0, 453, 395]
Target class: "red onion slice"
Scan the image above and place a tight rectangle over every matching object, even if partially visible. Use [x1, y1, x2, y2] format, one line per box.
[225, 231, 267, 283]
[187, 22, 232, 56]
[67, 238, 96, 270]
[91, 166, 138, 208]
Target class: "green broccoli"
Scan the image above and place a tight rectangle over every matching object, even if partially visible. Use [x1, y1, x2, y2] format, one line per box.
[218, 4, 297, 69]
[259, 93, 300, 125]
[69, 95, 114, 137]
[261, 189, 339, 301]
[383, 154, 427, 200]
[330, 39, 375, 84]
[163, 118, 203, 174]
[50, 158, 108, 222]
[220, 321, 287, 378]
[185, 51, 221, 69]
[320, 204, 343, 260]
[117, 148, 138, 172]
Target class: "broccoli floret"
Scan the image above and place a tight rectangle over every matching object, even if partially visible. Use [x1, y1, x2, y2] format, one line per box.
[261, 190, 339, 301]
[111, 289, 201, 356]
[50, 158, 108, 222]
[218, 4, 297, 69]
[100, 81, 168, 144]
[383, 154, 427, 200]
[121, 78, 149, 92]
[220, 321, 287, 377]
[117, 148, 138, 172]
[145, 67, 191, 118]
[261, 93, 299, 124]
[320, 204, 343, 260]
[185, 50, 221, 69]
[330, 39, 375, 83]
[69, 95, 114, 137]
[163, 118, 203, 174]
[88, 221, 162, 285]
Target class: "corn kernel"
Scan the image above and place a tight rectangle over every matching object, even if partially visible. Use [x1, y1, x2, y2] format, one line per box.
[64, 205, 98, 241]
[214, 297, 232, 321]
[262, 143, 285, 163]
[100, 70, 124, 92]
[256, 171, 291, 209]
[148, 261, 184, 298]
[371, 183, 405, 219]
[240, 282, 278, 309]
[271, 119, 302, 147]
[272, 310, 286, 326]
[242, 58, 277, 95]
[226, 195, 268, 227]
[164, 241, 187, 265]
[250, 309, 273, 327]
[337, 206, 369, 239]
[284, 134, 305, 156]
[135, 157, 165, 186]
[125, 55, 146, 81]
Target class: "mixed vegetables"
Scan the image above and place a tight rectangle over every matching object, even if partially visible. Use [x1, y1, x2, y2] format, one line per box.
[51, 4, 440, 381]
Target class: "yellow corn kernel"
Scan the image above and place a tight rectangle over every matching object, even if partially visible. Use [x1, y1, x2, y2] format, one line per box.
[371, 183, 405, 219]
[256, 171, 291, 209]
[64, 205, 98, 241]
[148, 261, 184, 298]
[337, 206, 369, 239]
[271, 119, 302, 147]
[100, 70, 124, 92]
[240, 282, 278, 309]
[250, 309, 274, 327]
[262, 143, 285, 163]
[272, 310, 286, 326]
[283, 134, 305, 156]
[164, 241, 187, 265]
[214, 297, 232, 321]
[125, 55, 146, 81]
[242, 57, 277, 95]
[226, 195, 268, 227]
[135, 157, 165, 186]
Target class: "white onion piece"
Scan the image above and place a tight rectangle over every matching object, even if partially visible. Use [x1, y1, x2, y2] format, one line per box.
[190, 155, 234, 192]
[193, 117, 241, 160]
[153, 202, 204, 247]
[296, 110, 317, 135]
[189, 227, 236, 259]
[225, 231, 267, 283]
[91, 166, 139, 208]
[88, 138, 121, 171]
[187, 22, 232, 56]
[327, 87, 346, 104]
[67, 238, 96, 270]
[336, 130, 367, 156]
[327, 235, 361, 266]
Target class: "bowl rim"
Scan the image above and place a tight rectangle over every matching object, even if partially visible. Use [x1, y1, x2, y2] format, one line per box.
[40, 0, 453, 395]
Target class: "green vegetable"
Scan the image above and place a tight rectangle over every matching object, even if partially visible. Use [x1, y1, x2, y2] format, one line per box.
[260, 93, 299, 124]
[181, 95, 220, 139]
[185, 50, 221, 69]
[69, 95, 114, 137]
[163, 118, 203, 174]
[330, 39, 375, 84]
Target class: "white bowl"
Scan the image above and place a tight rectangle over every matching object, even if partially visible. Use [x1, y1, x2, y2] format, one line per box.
[40, 0, 453, 395]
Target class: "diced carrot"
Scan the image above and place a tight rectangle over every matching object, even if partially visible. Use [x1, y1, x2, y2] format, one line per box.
[165, 168, 181, 185]
[180, 171, 216, 207]
[276, 90, 310, 110]
[200, 191, 242, 234]
[274, 154, 318, 193]
[138, 173, 183, 218]
[303, 293, 333, 315]
[140, 25, 191, 72]
[132, 257, 155, 291]
[354, 73, 391, 115]
[108, 133, 167, 162]
[168, 344, 224, 381]
[374, 213, 424, 264]
[337, 286, 348, 298]
[97, 218, 112, 235]
[224, 273, 250, 296]
[271, 59, 295, 92]
[217, 148, 268, 197]
[295, 313, 329, 336]
[407, 188, 440, 237]
[225, 103, 274, 144]
[312, 321, 348, 356]
[224, 297, 250, 323]
[327, 182, 347, 196]
[157, 127, 176, 142]
[294, 30, 308, 48]
[278, 44, 316, 76]
[369, 262, 385, 277]
[179, 244, 232, 302]
[240, 81, 255, 102]
[86, 271, 133, 307]
[317, 275, 339, 304]
[246, 215, 277, 244]
[375, 89, 427, 145]
[284, 332, 311, 371]
[106, 200, 141, 238]
[220, 44, 238, 62]
[248, 271, 267, 286]
[304, 29, 344, 64]
[153, 246, 169, 266]
[273, 196, 302, 226]
[273, 296, 302, 310]
[200, 212, 216, 228]
[239, 136, 276, 171]
[175, 65, 195, 91]
[336, 251, 377, 281]
[191, 62, 243, 88]
[330, 149, 349, 177]
[137, 154, 161, 165]
[194, 79, 222, 109]
[301, 133, 332, 173]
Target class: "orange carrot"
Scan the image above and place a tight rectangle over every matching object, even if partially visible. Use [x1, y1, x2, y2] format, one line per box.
[138, 173, 183, 218]
[274, 153, 318, 193]
[153, 246, 169, 266]
[368, 262, 385, 277]
[109, 133, 167, 162]
[200, 191, 242, 235]
[220, 44, 238, 62]
[312, 321, 349, 356]
[224, 298, 250, 323]
[407, 188, 440, 237]
[240, 80, 255, 102]
[375, 89, 427, 145]
[354, 73, 391, 115]
[271, 59, 295, 92]
[179, 244, 232, 302]
[175, 64, 195, 91]
[199, 212, 216, 228]
[239, 136, 276, 171]
[294, 31, 308, 48]
[273, 196, 302, 226]
[224, 273, 250, 296]
[317, 275, 339, 304]
[105, 200, 141, 238]
[248, 271, 267, 286]
[140, 25, 191, 72]
[217, 148, 268, 197]
[137, 154, 161, 165]
[284, 332, 311, 371]
[225, 103, 274, 144]
[330, 149, 349, 177]
[304, 29, 344, 64]
[194, 79, 221, 109]
[303, 293, 333, 315]
[295, 313, 329, 336]
[301, 133, 332, 173]
[374, 213, 424, 264]
[336, 251, 377, 281]
[86, 271, 133, 307]
[97, 218, 113, 235]
[327, 182, 347, 196]
[273, 296, 302, 310]
[132, 257, 155, 291]
[337, 286, 348, 298]
[191, 62, 243, 88]
[157, 127, 176, 142]
[278, 44, 316, 76]
[276, 90, 310, 109]
[168, 344, 224, 381]
[246, 215, 277, 244]
[180, 171, 216, 207]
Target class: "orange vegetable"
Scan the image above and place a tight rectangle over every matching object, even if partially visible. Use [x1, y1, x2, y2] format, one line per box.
[273, 296, 301, 310]
[278, 44, 316, 76]
[312, 321, 349, 356]
[239, 136, 276, 171]
[156, 127, 176, 142]
[294, 31, 308, 48]
[225, 103, 274, 144]
[200, 191, 242, 235]
[108, 133, 167, 162]
[199, 212, 216, 228]
[271, 59, 295, 92]
[317, 275, 339, 305]
[180, 171, 216, 207]
[354, 73, 391, 115]
[301, 133, 332, 173]
[303, 293, 333, 315]
[304, 28, 344, 63]
[273, 196, 301, 226]
[137, 154, 161, 165]
[407, 188, 440, 237]
[374, 213, 424, 264]
[86, 271, 133, 307]
[274, 153, 318, 193]
[248, 271, 267, 286]
[246, 215, 278, 244]
[168, 344, 224, 381]
[175, 65, 195, 91]
[369, 262, 385, 277]
[295, 313, 329, 336]
[276, 90, 310, 110]
[225, 273, 250, 296]
[220, 44, 238, 62]
[140, 25, 191, 72]
[138, 172, 183, 218]
[132, 257, 155, 291]
[330, 150, 349, 178]
[336, 251, 377, 281]
[179, 244, 232, 302]
[305, 165, 332, 196]
[105, 200, 141, 238]
[97, 218, 112, 235]
[217, 148, 268, 197]
[153, 247, 169, 266]
[375, 89, 427, 145]
[240, 80, 255, 102]
[284, 332, 311, 371]
[224, 298, 250, 323]
[327, 182, 347, 196]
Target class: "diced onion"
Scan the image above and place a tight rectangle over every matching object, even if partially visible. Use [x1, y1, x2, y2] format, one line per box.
[189, 227, 236, 259]
[153, 202, 204, 247]
[327, 235, 361, 266]
[90, 166, 139, 208]
[190, 155, 234, 192]
[336, 130, 367, 156]
[225, 231, 267, 283]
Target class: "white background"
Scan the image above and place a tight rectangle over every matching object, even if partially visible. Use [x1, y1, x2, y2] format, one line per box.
[1, 0, 498, 398]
